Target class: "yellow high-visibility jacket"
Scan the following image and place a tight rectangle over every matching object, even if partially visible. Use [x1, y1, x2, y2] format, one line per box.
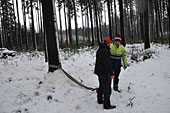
[110, 43, 127, 69]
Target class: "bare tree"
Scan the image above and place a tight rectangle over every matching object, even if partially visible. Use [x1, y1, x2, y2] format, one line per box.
[42, 0, 61, 72]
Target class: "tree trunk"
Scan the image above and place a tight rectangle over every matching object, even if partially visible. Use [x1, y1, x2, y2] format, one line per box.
[157, 0, 163, 36]
[86, 7, 91, 44]
[98, 11, 103, 42]
[16, 0, 22, 50]
[144, 0, 150, 49]
[140, 13, 144, 41]
[107, 0, 112, 39]
[64, 2, 68, 46]
[30, 0, 37, 50]
[111, 0, 114, 36]
[149, 0, 154, 37]
[168, 0, 170, 47]
[42, 0, 61, 72]
[94, 0, 100, 43]
[104, 3, 107, 37]
[22, 0, 28, 51]
[114, 0, 118, 35]
[67, 1, 73, 45]
[59, 8, 63, 46]
[88, 0, 94, 45]
[119, 0, 125, 46]
[154, 0, 159, 38]
[80, 3, 85, 42]
[72, 0, 79, 47]
[0, 31, 2, 48]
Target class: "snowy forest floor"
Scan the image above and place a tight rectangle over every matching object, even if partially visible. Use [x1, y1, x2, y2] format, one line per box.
[0, 43, 170, 113]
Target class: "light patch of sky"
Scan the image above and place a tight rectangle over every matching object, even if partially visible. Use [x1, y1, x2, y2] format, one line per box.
[55, 2, 110, 30]
[13, 0, 40, 32]
[13, 0, 123, 32]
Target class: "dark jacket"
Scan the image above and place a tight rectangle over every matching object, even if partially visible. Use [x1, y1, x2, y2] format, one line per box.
[94, 43, 113, 76]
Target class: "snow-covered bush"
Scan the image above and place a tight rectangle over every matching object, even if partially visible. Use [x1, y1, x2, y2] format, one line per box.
[0, 48, 16, 58]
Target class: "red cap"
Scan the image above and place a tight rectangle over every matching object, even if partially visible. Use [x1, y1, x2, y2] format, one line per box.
[104, 37, 112, 43]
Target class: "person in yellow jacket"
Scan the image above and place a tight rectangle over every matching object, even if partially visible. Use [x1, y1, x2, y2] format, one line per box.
[110, 36, 127, 92]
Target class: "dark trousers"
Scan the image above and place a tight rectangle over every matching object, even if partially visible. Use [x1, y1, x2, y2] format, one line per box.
[97, 75, 112, 107]
[113, 69, 121, 87]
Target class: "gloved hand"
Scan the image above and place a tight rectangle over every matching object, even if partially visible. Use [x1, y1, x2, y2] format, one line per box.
[123, 65, 128, 70]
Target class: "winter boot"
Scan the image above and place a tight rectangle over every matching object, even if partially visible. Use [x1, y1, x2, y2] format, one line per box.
[104, 105, 116, 109]
[97, 100, 103, 104]
[113, 85, 118, 91]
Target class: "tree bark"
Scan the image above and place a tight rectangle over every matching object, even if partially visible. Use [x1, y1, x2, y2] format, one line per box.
[22, 0, 28, 51]
[42, 0, 61, 72]
[94, 0, 100, 43]
[107, 0, 112, 39]
[88, 0, 94, 46]
[114, 0, 118, 35]
[80, 3, 85, 42]
[30, 0, 37, 50]
[119, 0, 125, 46]
[64, 2, 68, 46]
[72, 0, 79, 47]
[59, 8, 63, 46]
[144, 0, 150, 49]
[168, 0, 170, 47]
[16, 0, 22, 50]
[67, 0, 73, 45]
[154, 0, 159, 38]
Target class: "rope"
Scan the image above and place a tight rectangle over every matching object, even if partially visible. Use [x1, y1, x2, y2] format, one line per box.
[60, 68, 97, 91]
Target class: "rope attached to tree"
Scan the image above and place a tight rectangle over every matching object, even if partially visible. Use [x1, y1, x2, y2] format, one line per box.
[60, 68, 97, 91]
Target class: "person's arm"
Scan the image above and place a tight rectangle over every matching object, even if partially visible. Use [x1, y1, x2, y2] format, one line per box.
[122, 47, 127, 69]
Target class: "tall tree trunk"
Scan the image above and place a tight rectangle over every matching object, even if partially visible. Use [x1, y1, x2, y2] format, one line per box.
[22, 0, 28, 51]
[130, 2, 134, 40]
[30, 0, 37, 50]
[144, 0, 150, 49]
[114, 0, 118, 35]
[149, 0, 154, 37]
[72, 0, 79, 46]
[0, 16, 2, 47]
[104, 3, 107, 37]
[58, 8, 63, 46]
[140, 13, 144, 41]
[80, 3, 85, 42]
[42, 0, 61, 72]
[88, 0, 94, 45]
[107, 0, 112, 39]
[68, 1, 72, 45]
[168, 0, 170, 48]
[39, 1, 44, 49]
[119, 0, 125, 46]
[64, 2, 68, 46]
[0, 30, 2, 48]
[98, 11, 103, 42]
[86, 7, 91, 44]
[157, 0, 163, 36]
[94, 0, 100, 43]
[16, 0, 22, 50]
[154, 0, 159, 38]
[111, 0, 114, 36]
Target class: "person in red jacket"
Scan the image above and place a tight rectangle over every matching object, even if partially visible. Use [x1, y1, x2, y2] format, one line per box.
[94, 37, 116, 109]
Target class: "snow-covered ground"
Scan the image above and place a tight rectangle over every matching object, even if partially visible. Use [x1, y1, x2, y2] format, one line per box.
[0, 43, 170, 113]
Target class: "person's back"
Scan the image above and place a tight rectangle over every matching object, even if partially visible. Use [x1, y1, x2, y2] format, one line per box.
[94, 37, 116, 110]
[95, 43, 112, 76]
